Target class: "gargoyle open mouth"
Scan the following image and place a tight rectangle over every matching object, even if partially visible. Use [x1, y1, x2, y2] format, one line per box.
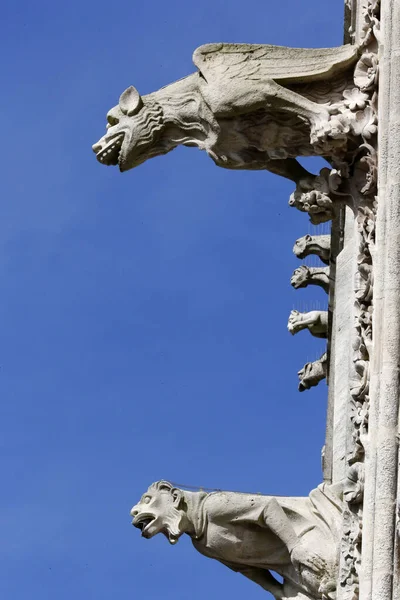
[96, 133, 125, 166]
[132, 514, 155, 537]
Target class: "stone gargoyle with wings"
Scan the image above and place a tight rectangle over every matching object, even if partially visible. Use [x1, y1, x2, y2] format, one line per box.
[93, 42, 359, 183]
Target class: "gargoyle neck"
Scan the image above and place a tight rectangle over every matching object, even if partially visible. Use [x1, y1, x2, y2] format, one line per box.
[182, 490, 209, 539]
[306, 240, 331, 263]
[308, 267, 330, 288]
[149, 75, 219, 156]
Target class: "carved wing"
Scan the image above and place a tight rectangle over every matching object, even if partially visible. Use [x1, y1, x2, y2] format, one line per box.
[193, 43, 358, 85]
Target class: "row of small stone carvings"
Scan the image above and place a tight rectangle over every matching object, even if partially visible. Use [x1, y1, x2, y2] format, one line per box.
[289, 190, 373, 600]
[289, 234, 331, 392]
[288, 123, 376, 600]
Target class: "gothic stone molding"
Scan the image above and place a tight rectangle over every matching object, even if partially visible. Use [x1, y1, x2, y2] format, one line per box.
[338, 2, 379, 599]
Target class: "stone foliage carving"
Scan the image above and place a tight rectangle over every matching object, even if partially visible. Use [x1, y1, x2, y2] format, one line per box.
[298, 353, 327, 392]
[293, 234, 331, 265]
[344, 463, 365, 505]
[288, 310, 328, 338]
[131, 480, 343, 600]
[340, 509, 362, 599]
[339, 203, 376, 600]
[291, 265, 330, 293]
[337, 3, 379, 599]
[93, 43, 363, 183]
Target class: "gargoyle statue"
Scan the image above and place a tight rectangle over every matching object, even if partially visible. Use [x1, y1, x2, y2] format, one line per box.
[298, 353, 328, 392]
[293, 235, 331, 265]
[291, 266, 330, 294]
[288, 310, 328, 338]
[131, 480, 343, 600]
[93, 43, 359, 183]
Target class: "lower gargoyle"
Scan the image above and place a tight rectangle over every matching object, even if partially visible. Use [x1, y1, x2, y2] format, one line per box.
[131, 480, 343, 600]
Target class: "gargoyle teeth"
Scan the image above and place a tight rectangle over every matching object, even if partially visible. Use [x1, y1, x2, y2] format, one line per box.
[96, 133, 124, 166]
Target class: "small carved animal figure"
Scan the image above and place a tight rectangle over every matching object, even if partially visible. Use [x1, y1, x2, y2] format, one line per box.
[288, 310, 328, 338]
[93, 43, 358, 180]
[298, 353, 328, 392]
[291, 265, 330, 293]
[288, 166, 342, 224]
[293, 234, 331, 264]
[131, 480, 343, 600]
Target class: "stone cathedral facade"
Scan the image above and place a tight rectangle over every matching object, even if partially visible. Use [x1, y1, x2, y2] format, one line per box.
[93, 1, 400, 598]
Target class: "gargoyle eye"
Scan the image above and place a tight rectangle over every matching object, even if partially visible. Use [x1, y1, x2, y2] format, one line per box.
[143, 496, 151, 504]
[107, 114, 119, 127]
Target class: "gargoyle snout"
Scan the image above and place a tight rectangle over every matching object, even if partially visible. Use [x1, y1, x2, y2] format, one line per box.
[130, 507, 139, 517]
[92, 141, 103, 154]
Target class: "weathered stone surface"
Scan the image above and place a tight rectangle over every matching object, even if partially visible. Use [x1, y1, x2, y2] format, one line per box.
[131, 480, 343, 600]
[329, 207, 355, 485]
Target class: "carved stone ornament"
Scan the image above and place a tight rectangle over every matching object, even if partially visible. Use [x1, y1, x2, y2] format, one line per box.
[293, 234, 331, 265]
[93, 43, 367, 184]
[288, 168, 342, 224]
[340, 509, 362, 598]
[298, 353, 328, 392]
[338, 2, 379, 599]
[131, 480, 343, 600]
[288, 310, 328, 339]
[291, 265, 330, 293]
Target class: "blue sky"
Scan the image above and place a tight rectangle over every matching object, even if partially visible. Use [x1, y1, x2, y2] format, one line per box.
[2, 1, 344, 598]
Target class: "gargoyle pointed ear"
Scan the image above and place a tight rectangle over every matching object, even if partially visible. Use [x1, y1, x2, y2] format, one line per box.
[171, 488, 184, 509]
[119, 86, 143, 116]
